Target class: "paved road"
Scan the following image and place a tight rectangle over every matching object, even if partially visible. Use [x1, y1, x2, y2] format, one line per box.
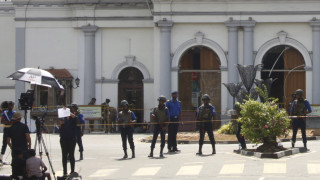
[1, 133, 320, 179]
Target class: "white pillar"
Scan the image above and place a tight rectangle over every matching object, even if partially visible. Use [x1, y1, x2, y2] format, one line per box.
[81, 25, 98, 104]
[225, 21, 240, 109]
[15, 27, 26, 105]
[310, 20, 320, 104]
[156, 20, 173, 99]
[242, 20, 256, 65]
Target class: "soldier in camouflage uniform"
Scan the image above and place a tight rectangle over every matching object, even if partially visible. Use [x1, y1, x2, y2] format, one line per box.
[196, 94, 216, 155]
[290, 89, 312, 148]
[117, 100, 137, 158]
[148, 95, 170, 158]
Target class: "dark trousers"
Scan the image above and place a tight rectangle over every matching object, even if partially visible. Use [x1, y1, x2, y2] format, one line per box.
[199, 122, 215, 145]
[60, 137, 76, 175]
[292, 118, 307, 144]
[76, 130, 84, 152]
[236, 123, 246, 148]
[1, 128, 8, 155]
[120, 127, 135, 150]
[151, 125, 166, 149]
[168, 117, 179, 150]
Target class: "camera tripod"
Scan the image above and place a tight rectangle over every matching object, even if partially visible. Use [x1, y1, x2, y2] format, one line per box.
[33, 113, 57, 180]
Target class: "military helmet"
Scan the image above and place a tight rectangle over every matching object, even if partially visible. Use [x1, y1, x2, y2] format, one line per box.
[120, 100, 129, 107]
[71, 103, 79, 110]
[295, 89, 304, 96]
[157, 95, 167, 102]
[201, 94, 211, 100]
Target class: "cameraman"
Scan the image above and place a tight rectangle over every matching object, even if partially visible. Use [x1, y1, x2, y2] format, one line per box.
[7, 112, 31, 157]
[59, 107, 78, 177]
[1, 101, 16, 163]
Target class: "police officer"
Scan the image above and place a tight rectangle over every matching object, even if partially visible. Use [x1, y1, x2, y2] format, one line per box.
[1, 101, 15, 163]
[290, 89, 312, 148]
[117, 100, 137, 159]
[166, 91, 182, 153]
[196, 94, 216, 155]
[70, 104, 85, 161]
[148, 95, 169, 158]
[234, 104, 246, 149]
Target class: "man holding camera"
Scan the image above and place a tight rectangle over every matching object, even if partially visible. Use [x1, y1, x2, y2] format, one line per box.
[7, 112, 31, 157]
[1, 101, 15, 163]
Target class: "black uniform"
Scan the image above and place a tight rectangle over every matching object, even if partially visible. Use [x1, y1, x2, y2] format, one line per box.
[117, 110, 137, 151]
[197, 104, 216, 146]
[236, 122, 246, 149]
[290, 98, 312, 147]
[149, 105, 169, 157]
[60, 116, 78, 176]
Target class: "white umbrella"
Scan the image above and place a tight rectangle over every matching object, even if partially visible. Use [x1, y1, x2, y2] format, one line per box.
[7, 68, 64, 89]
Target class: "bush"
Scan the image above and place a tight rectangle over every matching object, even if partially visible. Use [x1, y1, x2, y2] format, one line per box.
[238, 87, 291, 152]
[218, 121, 237, 134]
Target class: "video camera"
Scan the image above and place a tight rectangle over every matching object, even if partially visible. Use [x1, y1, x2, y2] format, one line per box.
[19, 90, 35, 111]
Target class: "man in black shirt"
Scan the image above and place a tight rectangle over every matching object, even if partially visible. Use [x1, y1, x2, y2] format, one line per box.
[11, 149, 26, 179]
[7, 112, 31, 158]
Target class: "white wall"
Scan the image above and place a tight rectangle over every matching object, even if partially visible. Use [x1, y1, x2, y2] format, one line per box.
[25, 28, 78, 69]
[171, 23, 228, 52]
[0, 16, 15, 83]
[254, 23, 313, 52]
[101, 28, 154, 79]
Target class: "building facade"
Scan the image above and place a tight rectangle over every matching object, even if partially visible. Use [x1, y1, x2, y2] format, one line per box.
[1, 0, 320, 124]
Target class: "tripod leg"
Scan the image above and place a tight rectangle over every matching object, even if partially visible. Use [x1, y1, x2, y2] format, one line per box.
[40, 136, 57, 180]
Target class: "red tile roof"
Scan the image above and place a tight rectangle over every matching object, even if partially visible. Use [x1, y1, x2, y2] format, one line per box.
[45, 69, 73, 80]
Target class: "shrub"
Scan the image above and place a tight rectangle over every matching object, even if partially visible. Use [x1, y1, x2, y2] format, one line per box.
[218, 121, 237, 134]
[237, 86, 291, 152]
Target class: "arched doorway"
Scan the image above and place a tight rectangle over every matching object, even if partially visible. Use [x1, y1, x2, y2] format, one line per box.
[261, 45, 306, 109]
[118, 67, 144, 130]
[179, 46, 221, 130]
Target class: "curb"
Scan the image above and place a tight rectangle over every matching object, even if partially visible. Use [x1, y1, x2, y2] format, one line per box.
[141, 136, 320, 144]
[233, 147, 309, 159]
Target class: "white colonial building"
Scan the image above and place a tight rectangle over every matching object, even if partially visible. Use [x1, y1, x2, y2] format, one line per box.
[1, 0, 320, 126]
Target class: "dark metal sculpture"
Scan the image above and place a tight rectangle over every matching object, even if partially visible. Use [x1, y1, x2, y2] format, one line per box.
[223, 82, 243, 105]
[237, 64, 260, 92]
[254, 78, 277, 102]
[236, 88, 248, 104]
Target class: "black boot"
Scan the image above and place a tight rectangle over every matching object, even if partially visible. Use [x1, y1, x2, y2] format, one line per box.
[80, 152, 83, 160]
[196, 144, 203, 155]
[212, 144, 216, 154]
[304, 142, 307, 149]
[160, 147, 164, 158]
[291, 142, 295, 148]
[148, 148, 154, 158]
[123, 149, 128, 159]
[131, 148, 135, 158]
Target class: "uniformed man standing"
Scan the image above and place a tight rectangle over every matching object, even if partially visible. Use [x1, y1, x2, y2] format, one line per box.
[117, 100, 137, 159]
[148, 95, 169, 158]
[196, 94, 216, 155]
[290, 89, 312, 148]
[166, 91, 182, 152]
[234, 104, 246, 149]
[70, 104, 85, 161]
